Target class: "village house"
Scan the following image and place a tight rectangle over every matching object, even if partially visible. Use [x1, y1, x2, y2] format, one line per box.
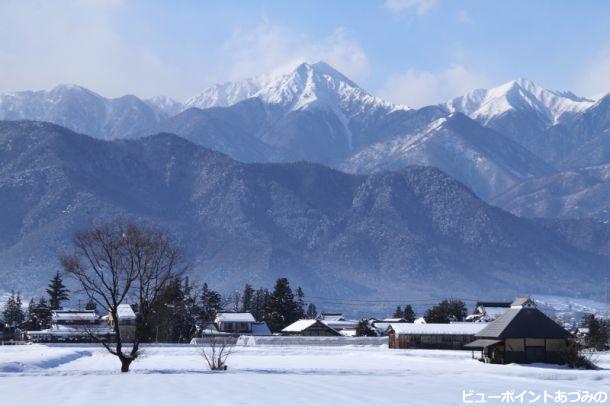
[465, 301, 512, 322]
[372, 316, 426, 336]
[27, 310, 113, 343]
[464, 297, 573, 364]
[213, 312, 271, 336]
[281, 319, 341, 336]
[386, 322, 486, 350]
[317, 313, 359, 336]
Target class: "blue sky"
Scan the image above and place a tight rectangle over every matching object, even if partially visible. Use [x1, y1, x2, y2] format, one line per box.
[1, 0, 609, 106]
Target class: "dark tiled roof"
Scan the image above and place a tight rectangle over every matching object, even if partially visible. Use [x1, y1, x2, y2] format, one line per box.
[476, 307, 571, 339]
[475, 301, 511, 308]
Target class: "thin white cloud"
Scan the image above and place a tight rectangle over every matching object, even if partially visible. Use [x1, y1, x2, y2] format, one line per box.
[456, 10, 474, 25]
[0, 2, 370, 100]
[384, 0, 437, 15]
[575, 46, 610, 99]
[377, 65, 490, 107]
[0, 0, 179, 99]
[222, 22, 370, 84]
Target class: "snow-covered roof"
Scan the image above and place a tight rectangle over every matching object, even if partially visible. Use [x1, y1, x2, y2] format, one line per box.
[52, 310, 98, 322]
[373, 322, 392, 334]
[483, 307, 510, 318]
[117, 304, 136, 320]
[215, 312, 256, 323]
[388, 323, 486, 335]
[281, 319, 318, 332]
[319, 313, 345, 321]
[322, 319, 358, 330]
[382, 318, 406, 323]
[28, 324, 113, 337]
[414, 317, 426, 324]
[338, 329, 357, 337]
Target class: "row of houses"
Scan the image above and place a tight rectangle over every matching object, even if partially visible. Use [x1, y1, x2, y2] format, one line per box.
[18, 296, 577, 365]
[277, 297, 575, 365]
[26, 304, 136, 343]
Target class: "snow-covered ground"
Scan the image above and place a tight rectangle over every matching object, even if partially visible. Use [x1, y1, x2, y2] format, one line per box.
[0, 344, 608, 405]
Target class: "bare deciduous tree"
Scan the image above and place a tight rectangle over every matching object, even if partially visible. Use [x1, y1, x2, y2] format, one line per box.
[61, 219, 183, 372]
[196, 331, 235, 371]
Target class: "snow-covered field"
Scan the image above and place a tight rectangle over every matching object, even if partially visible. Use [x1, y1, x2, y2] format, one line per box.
[0, 344, 609, 405]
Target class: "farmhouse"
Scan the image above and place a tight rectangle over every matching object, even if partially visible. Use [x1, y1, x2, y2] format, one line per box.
[281, 319, 341, 336]
[317, 313, 359, 335]
[27, 310, 113, 343]
[466, 301, 511, 322]
[387, 322, 486, 349]
[464, 297, 573, 364]
[213, 312, 271, 336]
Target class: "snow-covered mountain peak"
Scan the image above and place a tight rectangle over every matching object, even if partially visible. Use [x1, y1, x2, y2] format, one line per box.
[184, 61, 408, 115]
[445, 78, 595, 125]
[183, 76, 267, 110]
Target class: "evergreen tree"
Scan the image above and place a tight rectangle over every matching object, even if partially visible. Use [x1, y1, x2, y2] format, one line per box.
[403, 304, 416, 323]
[147, 277, 197, 343]
[46, 271, 70, 310]
[356, 319, 377, 336]
[2, 291, 25, 327]
[393, 305, 404, 318]
[23, 299, 38, 331]
[266, 278, 299, 332]
[306, 303, 317, 319]
[198, 283, 223, 324]
[241, 284, 254, 312]
[295, 287, 306, 319]
[424, 299, 467, 323]
[34, 297, 52, 329]
[250, 288, 269, 322]
[583, 314, 609, 350]
[231, 290, 241, 312]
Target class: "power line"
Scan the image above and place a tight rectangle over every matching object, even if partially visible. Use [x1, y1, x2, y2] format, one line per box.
[306, 295, 480, 304]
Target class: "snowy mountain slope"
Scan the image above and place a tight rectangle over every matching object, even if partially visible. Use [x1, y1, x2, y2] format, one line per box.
[156, 62, 414, 165]
[0, 84, 167, 140]
[184, 77, 265, 109]
[443, 79, 595, 156]
[445, 78, 594, 126]
[3, 64, 610, 202]
[492, 163, 610, 221]
[341, 113, 553, 199]
[3, 121, 610, 299]
[145, 95, 183, 116]
[539, 94, 610, 168]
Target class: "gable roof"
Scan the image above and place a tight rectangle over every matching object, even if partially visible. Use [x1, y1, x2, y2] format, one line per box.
[215, 312, 256, 323]
[281, 319, 339, 335]
[476, 307, 571, 339]
[117, 304, 136, 320]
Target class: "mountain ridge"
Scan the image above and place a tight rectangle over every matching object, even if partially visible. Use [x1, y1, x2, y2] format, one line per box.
[1, 120, 610, 303]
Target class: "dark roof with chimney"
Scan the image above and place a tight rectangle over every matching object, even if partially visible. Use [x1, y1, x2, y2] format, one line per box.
[476, 307, 571, 339]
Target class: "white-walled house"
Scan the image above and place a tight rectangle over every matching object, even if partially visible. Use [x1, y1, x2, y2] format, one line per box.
[27, 310, 113, 343]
